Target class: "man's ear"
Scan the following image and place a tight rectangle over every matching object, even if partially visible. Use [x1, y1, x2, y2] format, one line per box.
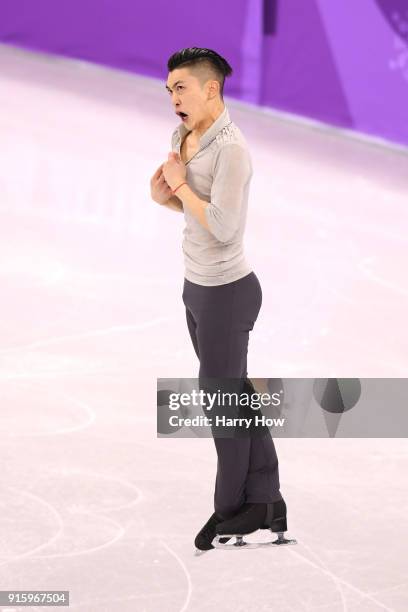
[207, 79, 220, 99]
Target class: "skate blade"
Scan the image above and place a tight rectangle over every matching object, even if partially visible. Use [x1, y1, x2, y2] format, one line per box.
[213, 532, 298, 550]
[194, 536, 232, 556]
[194, 536, 230, 557]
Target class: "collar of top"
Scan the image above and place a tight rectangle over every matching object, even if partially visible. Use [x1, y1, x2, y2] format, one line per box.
[177, 105, 231, 151]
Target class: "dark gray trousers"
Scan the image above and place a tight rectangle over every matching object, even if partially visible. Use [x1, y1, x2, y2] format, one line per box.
[182, 271, 281, 519]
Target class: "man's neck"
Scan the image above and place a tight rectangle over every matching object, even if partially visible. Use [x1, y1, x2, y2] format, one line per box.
[191, 103, 225, 140]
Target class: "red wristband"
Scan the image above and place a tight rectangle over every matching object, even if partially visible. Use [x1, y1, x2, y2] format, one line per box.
[172, 181, 187, 195]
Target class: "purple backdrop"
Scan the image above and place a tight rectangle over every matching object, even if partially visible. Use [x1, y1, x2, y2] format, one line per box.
[1, 0, 407, 147]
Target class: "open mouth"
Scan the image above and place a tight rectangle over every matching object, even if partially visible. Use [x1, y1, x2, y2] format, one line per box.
[176, 111, 188, 122]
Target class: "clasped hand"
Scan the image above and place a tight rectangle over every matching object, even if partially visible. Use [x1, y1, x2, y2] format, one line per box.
[162, 152, 186, 191]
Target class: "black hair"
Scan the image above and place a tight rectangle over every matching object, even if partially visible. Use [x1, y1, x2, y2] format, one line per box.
[167, 47, 233, 99]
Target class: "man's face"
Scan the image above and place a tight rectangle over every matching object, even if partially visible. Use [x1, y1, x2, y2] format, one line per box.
[165, 67, 211, 129]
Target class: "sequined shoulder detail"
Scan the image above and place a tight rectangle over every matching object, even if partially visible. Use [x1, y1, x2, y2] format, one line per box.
[215, 123, 242, 147]
[171, 128, 180, 151]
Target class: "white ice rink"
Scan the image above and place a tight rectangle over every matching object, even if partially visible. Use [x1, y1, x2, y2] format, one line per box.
[0, 44, 407, 611]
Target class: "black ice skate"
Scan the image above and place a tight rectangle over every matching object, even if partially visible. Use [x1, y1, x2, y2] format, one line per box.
[213, 499, 297, 550]
[194, 512, 232, 555]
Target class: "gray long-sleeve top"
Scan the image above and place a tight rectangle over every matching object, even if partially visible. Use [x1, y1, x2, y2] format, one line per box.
[171, 105, 253, 286]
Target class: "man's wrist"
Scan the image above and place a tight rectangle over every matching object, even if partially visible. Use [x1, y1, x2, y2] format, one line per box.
[171, 180, 188, 194]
